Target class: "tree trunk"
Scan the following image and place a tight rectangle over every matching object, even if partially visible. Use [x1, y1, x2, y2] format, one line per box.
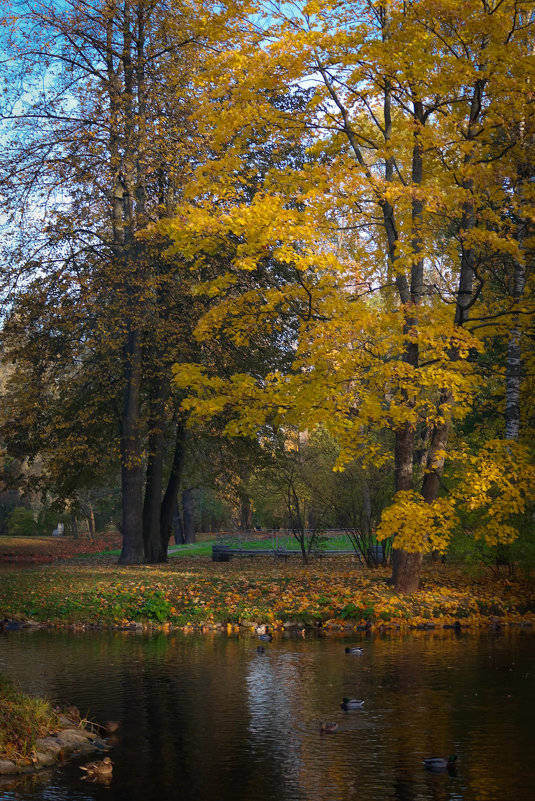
[391, 550, 424, 594]
[410, 78, 484, 576]
[421, 396, 453, 503]
[240, 497, 252, 531]
[389, 99, 424, 593]
[173, 498, 184, 545]
[182, 487, 196, 544]
[142, 376, 169, 563]
[87, 502, 96, 540]
[391, 424, 418, 590]
[160, 418, 187, 554]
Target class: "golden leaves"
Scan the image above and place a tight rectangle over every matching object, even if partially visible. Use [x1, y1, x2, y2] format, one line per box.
[451, 440, 535, 547]
[1, 546, 534, 630]
[376, 491, 458, 554]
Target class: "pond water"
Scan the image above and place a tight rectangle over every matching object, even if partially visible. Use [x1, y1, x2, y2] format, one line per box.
[0, 627, 534, 801]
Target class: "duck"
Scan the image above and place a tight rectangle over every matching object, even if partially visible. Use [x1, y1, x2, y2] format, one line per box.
[0, 617, 25, 631]
[257, 626, 273, 642]
[319, 721, 339, 734]
[340, 697, 365, 710]
[80, 756, 114, 780]
[423, 754, 458, 772]
[345, 646, 363, 654]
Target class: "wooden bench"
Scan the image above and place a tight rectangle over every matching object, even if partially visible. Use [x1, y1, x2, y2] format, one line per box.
[211, 545, 356, 562]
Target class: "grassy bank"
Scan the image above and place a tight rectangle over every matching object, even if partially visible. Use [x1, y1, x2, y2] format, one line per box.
[1, 550, 534, 630]
[0, 675, 59, 765]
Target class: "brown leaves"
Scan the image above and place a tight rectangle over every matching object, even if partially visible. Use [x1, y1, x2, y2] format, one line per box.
[0, 548, 533, 630]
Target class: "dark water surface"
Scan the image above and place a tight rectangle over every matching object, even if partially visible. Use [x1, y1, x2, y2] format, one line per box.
[0, 627, 534, 801]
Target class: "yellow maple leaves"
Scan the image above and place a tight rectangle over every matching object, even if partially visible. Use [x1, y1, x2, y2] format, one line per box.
[375, 440, 535, 553]
[376, 491, 458, 554]
[452, 440, 535, 547]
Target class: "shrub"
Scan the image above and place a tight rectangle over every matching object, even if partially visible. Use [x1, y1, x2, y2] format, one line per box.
[6, 507, 36, 536]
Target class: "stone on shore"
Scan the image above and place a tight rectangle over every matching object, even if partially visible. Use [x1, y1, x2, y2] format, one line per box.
[0, 760, 19, 774]
[1, 719, 112, 775]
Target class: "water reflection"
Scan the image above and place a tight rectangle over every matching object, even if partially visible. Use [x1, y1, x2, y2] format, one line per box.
[0, 629, 533, 801]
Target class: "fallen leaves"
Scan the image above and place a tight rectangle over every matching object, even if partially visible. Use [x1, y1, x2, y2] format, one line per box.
[0, 534, 122, 563]
[0, 554, 533, 630]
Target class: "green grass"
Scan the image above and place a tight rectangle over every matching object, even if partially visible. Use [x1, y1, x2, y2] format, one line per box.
[166, 534, 360, 559]
[89, 533, 367, 561]
[168, 541, 215, 557]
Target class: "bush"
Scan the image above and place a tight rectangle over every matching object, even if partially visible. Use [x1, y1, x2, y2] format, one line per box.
[6, 507, 36, 536]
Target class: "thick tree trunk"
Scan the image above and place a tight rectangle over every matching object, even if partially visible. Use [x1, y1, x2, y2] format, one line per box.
[391, 550, 424, 594]
[160, 418, 187, 554]
[389, 100, 425, 593]
[182, 488, 196, 544]
[142, 376, 169, 563]
[421, 394, 453, 504]
[120, 460, 144, 564]
[109, 2, 158, 566]
[142, 447, 166, 563]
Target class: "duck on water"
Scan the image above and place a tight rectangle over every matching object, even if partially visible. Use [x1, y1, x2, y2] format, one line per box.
[423, 755, 458, 773]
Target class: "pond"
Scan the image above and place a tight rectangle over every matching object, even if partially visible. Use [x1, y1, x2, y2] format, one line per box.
[0, 627, 533, 801]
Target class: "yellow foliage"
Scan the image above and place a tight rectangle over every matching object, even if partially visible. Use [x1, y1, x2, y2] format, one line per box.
[376, 491, 458, 554]
[451, 440, 535, 546]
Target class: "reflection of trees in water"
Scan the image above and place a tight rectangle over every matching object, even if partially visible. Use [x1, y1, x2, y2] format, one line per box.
[126, 636, 255, 801]
[246, 649, 359, 801]
[247, 651, 304, 796]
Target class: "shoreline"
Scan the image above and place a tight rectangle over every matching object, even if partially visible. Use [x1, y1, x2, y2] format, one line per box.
[0, 713, 112, 777]
[4, 613, 534, 634]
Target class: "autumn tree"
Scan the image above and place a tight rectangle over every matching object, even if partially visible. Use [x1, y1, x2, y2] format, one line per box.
[167, 0, 535, 591]
[0, 0, 243, 562]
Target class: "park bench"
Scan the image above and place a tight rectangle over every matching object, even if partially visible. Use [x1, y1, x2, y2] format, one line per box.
[211, 544, 357, 562]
